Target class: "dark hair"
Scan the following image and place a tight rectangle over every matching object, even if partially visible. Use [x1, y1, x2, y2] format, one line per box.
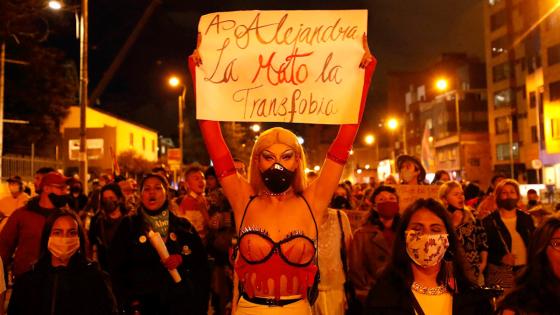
[204, 166, 216, 179]
[499, 216, 560, 312]
[464, 182, 481, 201]
[527, 189, 537, 195]
[432, 170, 450, 184]
[491, 173, 506, 185]
[37, 210, 88, 267]
[101, 183, 124, 200]
[369, 185, 399, 205]
[36, 167, 55, 175]
[384, 198, 472, 291]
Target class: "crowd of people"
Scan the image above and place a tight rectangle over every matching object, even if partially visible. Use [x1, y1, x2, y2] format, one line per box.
[0, 37, 558, 315]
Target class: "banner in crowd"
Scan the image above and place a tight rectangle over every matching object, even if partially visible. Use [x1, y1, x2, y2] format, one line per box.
[195, 10, 367, 124]
[395, 185, 440, 212]
[344, 209, 369, 231]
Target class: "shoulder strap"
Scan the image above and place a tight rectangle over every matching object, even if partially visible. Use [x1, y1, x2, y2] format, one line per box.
[410, 291, 426, 315]
[299, 193, 319, 267]
[492, 216, 511, 254]
[237, 195, 257, 236]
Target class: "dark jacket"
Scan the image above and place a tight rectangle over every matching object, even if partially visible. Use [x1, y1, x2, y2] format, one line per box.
[8, 257, 117, 315]
[364, 270, 493, 315]
[482, 210, 534, 266]
[348, 223, 391, 301]
[109, 208, 210, 315]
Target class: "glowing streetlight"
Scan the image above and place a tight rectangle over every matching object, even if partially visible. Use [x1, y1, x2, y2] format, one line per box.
[168, 76, 180, 87]
[387, 118, 399, 130]
[357, 169, 363, 174]
[297, 136, 304, 145]
[48, 0, 63, 10]
[435, 78, 449, 92]
[167, 75, 187, 164]
[250, 124, 261, 133]
[364, 134, 375, 145]
[365, 164, 370, 170]
[313, 165, 320, 172]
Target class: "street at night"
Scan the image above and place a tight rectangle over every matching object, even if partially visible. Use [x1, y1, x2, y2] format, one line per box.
[0, 0, 559, 314]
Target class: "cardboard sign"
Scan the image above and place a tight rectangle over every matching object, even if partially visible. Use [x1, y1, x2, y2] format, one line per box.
[395, 185, 441, 212]
[195, 10, 367, 124]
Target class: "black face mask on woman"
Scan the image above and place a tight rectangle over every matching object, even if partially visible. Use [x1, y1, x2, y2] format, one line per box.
[261, 163, 295, 194]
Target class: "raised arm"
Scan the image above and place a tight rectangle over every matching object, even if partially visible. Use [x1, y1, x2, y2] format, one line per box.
[305, 35, 377, 217]
[187, 52, 252, 217]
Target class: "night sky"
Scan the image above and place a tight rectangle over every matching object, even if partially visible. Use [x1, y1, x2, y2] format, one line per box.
[68, 0, 485, 138]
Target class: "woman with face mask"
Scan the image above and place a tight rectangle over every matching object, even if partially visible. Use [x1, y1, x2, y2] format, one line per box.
[348, 185, 400, 303]
[364, 198, 493, 315]
[8, 210, 117, 315]
[482, 179, 535, 292]
[109, 173, 210, 315]
[190, 33, 376, 314]
[439, 181, 489, 285]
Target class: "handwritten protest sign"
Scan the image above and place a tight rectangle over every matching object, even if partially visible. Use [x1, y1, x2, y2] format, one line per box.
[195, 10, 367, 124]
[395, 185, 441, 212]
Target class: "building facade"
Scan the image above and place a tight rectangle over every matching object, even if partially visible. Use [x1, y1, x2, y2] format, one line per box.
[60, 106, 158, 175]
[484, 0, 560, 186]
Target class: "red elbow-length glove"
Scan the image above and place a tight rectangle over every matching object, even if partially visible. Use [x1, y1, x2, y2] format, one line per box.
[327, 57, 377, 165]
[188, 56, 237, 179]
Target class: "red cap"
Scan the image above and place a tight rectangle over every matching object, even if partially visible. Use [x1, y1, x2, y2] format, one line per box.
[39, 172, 70, 190]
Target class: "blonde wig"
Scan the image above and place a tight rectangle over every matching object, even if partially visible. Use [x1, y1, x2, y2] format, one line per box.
[248, 127, 308, 194]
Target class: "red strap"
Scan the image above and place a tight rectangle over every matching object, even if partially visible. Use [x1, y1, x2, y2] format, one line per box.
[188, 56, 236, 178]
[327, 58, 377, 165]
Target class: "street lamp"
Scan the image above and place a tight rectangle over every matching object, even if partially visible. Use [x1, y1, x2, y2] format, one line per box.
[49, 0, 89, 192]
[250, 124, 261, 133]
[168, 75, 186, 163]
[435, 77, 462, 178]
[48, 0, 63, 10]
[386, 117, 407, 156]
[364, 133, 379, 162]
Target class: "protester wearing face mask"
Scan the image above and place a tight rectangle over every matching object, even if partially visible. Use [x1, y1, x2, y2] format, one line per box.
[8, 210, 116, 314]
[439, 181, 488, 285]
[330, 184, 354, 210]
[109, 173, 210, 315]
[0, 172, 70, 280]
[364, 198, 492, 315]
[396, 155, 427, 185]
[482, 179, 534, 291]
[0, 176, 29, 233]
[349, 185, 400, 304]
[88, 183, 126, 273]
[68, 179, 88, 215]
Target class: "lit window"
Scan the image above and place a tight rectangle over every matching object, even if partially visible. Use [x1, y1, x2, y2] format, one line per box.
[129, 133, 134, 146]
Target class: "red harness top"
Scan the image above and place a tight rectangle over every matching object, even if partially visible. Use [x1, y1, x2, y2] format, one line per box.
[234, 195, 318, 300]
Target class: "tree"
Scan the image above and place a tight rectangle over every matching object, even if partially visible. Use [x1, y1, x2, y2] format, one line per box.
[2, 0, 79, 157]
[117, 150, 154, 179]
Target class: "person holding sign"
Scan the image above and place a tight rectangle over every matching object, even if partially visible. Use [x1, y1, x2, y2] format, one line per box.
[109, 173, 210, 314]
[189, 29, 375, 314]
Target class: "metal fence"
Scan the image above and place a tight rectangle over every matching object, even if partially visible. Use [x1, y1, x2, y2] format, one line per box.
[1, 155, 63, 182]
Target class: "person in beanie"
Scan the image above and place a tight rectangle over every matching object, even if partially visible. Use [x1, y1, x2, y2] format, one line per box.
[109, 173, 210, 314]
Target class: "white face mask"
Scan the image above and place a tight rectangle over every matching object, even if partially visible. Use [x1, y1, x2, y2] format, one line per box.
[405, 231, 449, 267]
[48, 236, 80, 261]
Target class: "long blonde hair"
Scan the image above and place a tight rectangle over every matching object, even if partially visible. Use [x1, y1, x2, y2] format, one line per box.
[248, 127, 308, 194]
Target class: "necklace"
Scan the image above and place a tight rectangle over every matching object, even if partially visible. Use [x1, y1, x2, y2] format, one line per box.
[411, 282, 448, 296]
[260, 188, 292, 197]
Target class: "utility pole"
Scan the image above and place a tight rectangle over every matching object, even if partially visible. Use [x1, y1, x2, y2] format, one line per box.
[79, 0, 89, 192]
[0, 43, 5, 181]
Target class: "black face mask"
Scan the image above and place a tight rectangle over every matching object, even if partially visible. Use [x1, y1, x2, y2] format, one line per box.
[48, 193, 69, 208]
[497, 198, 518, 211]
[101, 200, 119, 214]
[70, 187, 81, 194]
[261, 163, 295, 194]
